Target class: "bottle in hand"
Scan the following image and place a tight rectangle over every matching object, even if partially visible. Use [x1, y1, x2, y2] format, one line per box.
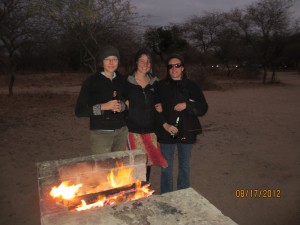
[171, 116, 180, 139]
[112, 90, 118, 114]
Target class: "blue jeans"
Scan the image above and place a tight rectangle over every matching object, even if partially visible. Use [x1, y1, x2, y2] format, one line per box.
[160, 143, 192, 194]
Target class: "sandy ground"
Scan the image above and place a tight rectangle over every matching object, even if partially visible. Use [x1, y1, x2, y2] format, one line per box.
[0, 71, 299, 225]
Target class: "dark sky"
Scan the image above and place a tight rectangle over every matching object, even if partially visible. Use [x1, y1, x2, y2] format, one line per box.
[131, 0, 300, 26]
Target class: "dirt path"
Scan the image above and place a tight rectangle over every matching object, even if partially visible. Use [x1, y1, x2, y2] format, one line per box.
[0, 71, 299, 225]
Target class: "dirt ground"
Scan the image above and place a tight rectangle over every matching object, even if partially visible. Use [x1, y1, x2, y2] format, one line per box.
[0, 71, 299, 225]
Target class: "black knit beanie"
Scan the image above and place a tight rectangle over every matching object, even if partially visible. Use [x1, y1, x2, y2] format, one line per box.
[99, 46, 120, 67]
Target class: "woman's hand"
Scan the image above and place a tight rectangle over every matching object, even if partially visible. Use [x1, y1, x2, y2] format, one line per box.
[174, 102, 186, 112]
[101, 100, 121, 112]
[125, 100, 129, 109]
[163, 123, 178, 135]
[155, 103, 162, 112]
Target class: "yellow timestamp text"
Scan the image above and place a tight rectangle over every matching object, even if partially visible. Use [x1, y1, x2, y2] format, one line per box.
[235, 189, 281, 198]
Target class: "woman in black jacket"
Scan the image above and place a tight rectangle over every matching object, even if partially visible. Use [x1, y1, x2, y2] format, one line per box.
[124, 48, 167, 182]
[156, 54, 208, 194]
[75, 46, 128, 154]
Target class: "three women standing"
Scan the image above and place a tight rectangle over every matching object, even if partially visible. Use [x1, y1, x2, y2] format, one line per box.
[156, 54, 208, 194]
[75, 46, 207, 193]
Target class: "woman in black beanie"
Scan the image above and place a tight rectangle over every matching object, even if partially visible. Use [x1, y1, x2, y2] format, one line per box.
[75, 46, 128, 154]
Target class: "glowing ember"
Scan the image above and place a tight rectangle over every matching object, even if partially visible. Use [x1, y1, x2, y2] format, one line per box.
[49, 162, 154, 211]
[74, 181, 154, 211]
[76, 199, 105, 211]
[132, 181, 154, 200]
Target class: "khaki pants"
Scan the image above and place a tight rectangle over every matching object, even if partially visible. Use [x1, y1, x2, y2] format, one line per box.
[90, 126, 128, 154]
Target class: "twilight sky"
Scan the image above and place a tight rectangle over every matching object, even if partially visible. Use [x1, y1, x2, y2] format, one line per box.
[131, 0, 300, 26]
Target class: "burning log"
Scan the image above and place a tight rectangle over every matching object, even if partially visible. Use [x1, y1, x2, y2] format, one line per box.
[54, 181, 153, 211]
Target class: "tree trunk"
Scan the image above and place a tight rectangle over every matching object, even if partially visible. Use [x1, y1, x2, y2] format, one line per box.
[271, 69, 276, 83]
[8, 72, 15, 96]
[262, 67, 267, 84]
[225, 64, 231, 77]
[8, 55, 15, 96]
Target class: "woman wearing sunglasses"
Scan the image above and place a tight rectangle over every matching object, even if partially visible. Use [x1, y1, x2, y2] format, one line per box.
[156, 54, 208, 194]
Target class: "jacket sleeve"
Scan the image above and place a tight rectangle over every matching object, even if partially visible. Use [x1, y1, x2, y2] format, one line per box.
[122, 79, 129, 101]
[185, 81, 208, 117]
[154, 80, 168, 126]
[74, 80, 94, 117]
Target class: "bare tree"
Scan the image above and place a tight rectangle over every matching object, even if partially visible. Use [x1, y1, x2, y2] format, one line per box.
[33, 0, 138, 72]
[183, 11, 225, 65]
[0, 0, 33, 95]
[283, 32, 300, 72]
[144, 25, 189, 62]
[245, 0, 293, 83]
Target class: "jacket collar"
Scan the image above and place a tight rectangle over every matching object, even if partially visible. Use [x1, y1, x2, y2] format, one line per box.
[127, 73, 159, 86]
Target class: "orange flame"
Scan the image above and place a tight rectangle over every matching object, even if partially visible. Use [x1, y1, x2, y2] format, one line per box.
[49, 162, 154, 211]
[107, 162, 134, 188]
[132, 180, 154, 200]
[76, 199, 105, 211]
[74, 180, 154, 211]
[50, 181, 82, 199]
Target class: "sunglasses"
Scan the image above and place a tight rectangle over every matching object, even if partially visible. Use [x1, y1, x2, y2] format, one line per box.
[167, 63, 182, 69]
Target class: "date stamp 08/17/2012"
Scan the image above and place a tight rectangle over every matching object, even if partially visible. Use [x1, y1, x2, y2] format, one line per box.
[235, 189, 281, 198]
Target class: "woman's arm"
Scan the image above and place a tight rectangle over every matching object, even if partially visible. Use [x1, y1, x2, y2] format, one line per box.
[185, 81, 208, 117]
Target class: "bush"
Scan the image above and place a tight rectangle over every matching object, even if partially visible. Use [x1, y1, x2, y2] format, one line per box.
[187, 65, 220, 90]
[235, 65, 262, 79]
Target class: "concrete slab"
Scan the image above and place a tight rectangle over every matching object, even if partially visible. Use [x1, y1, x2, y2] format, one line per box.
[41, 188, 238, 225]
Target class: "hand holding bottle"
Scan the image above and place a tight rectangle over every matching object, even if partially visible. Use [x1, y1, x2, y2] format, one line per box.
[163, 123, 178, 135]
[170, 117, 180, 139]
[98, 90, 121, 113]
[112, 90, 121, 114]
[99, 100, 120, 111]
[163, 116, 180, 139]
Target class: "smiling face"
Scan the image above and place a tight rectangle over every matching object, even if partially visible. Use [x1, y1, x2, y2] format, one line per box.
[168, 58, 184, 80]
[136, 54, 151, 75]
[103, 56, 119, 75]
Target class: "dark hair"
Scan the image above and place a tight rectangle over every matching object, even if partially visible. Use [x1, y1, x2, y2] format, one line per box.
[165, 53, 187, 80]
[133, 47, 153, 75]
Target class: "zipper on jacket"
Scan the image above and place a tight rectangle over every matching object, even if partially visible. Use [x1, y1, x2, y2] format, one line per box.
[142, 88, 149, 107]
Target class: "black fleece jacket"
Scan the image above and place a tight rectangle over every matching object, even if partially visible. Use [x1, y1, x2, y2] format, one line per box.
[123, 74, 160, 134]
[156, 78, 208, 144]
[75, 71, 127, 130]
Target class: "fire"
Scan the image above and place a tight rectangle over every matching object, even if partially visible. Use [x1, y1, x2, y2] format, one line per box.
[76, 199, 105, 211]
[50, 181, 82, 199]
[74, 181, 154, 211]
[108, 162, 133, 188]
[49, 162, 154, 211]
[132, 180, 154, 200]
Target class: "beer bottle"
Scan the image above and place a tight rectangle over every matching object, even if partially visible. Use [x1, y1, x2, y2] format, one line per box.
[112, 90, 118, 114]
[171, 116, 180, 139]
